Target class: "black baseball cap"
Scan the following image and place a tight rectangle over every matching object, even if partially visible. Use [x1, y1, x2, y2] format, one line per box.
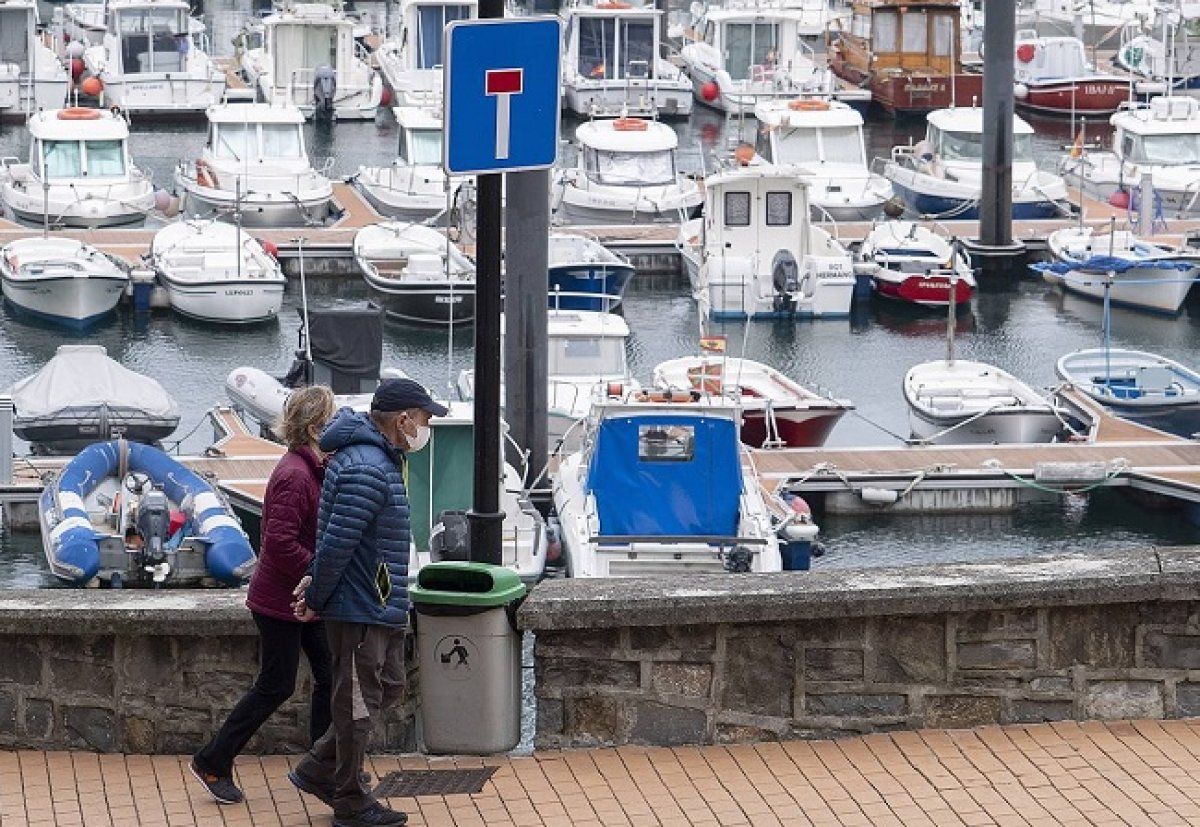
[371, 378, 449, 416]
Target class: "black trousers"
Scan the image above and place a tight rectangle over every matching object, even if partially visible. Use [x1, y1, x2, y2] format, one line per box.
[195, 611, 334, 778]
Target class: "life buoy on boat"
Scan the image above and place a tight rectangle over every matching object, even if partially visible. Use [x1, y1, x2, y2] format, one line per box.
[612, 117, 649, 131]
[634, 389, 696, 403]
[788, 98, 830, 111]
[1016, 43, 1037, 63]
[57, 107, 102, 121]
[194, 158, 218, 189]
[597, 1, 631, 8]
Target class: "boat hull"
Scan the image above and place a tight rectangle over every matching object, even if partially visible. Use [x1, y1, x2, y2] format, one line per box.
[15, 407, 179, 453]
[889, 179, 1063, 220]
[908, 405, 1064, 444]
[830, 60, 984, 115]
[555, 198, 692, 225]
[1043, 266, 1197, 315]
[353, 181, 445, 223]
[741, 408, 846, 448]
[97, 75, 226, 115]
[1017, 80, 1130, 115]
[1, 274, 125, 329]
[177, 186, 332, 228]
[547, 262, 635, 311]
[366, 282, 476, 325]
[873, 272, 974, 308]
[159, 277, 285, 324]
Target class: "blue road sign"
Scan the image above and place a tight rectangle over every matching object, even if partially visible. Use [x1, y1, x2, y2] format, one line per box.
[443, 18, 562, 176]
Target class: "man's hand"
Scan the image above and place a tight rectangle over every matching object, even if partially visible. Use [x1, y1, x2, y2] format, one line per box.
[293, 575, 316, 621]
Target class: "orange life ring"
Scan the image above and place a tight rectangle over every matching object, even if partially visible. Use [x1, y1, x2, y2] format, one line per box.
[57, 107, 101, 121]
[194, 158, 218, 189]
[634, 389, 695, 403]
[612, 116, 649, 131]
[788, 98, 830, 111]
[597, 1, 631, 8]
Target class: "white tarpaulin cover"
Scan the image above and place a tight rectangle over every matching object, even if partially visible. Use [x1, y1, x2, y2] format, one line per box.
[8, 345, 180, 418]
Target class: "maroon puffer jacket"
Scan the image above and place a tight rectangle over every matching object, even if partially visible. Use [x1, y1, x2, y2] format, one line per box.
[246, 446, 326, 621]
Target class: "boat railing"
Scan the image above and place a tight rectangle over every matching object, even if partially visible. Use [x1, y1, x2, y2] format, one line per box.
[590, 534, 769, 547]
[547, 287, 624, 312]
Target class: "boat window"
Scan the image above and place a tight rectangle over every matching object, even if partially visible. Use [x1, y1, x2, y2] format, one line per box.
[1134, 133, 1200, 165]
[215, 123, 255, 160]
[620, 18, 654, 79]
[773, 127, 820, 164]
[851, 12, 870, 39]
[638, 425, 695, 463]
[273, 23, 338, 85]
[262, 124, 304, 158]
[724, 22, 778, 82]
[41, 140, 82, 179]
[408, 129, 443, 165]
[85, 140, 126, 176]
[724, 190, 751, 226]
[932, 13, 954, 57]
[592, 149, 676, 185]
[821, 126, 866, 164]
[578, 17, 616, 80]
[936, 128, 1034, 161]
[901, 11, 928, 54]
[0, 9, 31, 72]
[547, 336, 626, 376]
[765, 191, 791, 226]
[416, 4, 470, 69]
[116, 8, 187, 73]
[872, 12, 898, 52]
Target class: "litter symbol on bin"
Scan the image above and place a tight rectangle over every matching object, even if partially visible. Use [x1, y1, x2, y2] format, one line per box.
[434, 634, 479, 682]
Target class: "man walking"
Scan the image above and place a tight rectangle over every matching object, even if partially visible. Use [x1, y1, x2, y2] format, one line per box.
[289, 378, 446, 827]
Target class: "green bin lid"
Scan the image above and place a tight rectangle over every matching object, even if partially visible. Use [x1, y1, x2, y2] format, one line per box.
[409, 562, 527, 607]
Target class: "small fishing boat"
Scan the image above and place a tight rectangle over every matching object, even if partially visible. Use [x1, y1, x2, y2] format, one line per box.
[39, 439, 255, 587]
[1117, 18, 1200, 95]
[552, 392, 813, 577]
[354, 106, 461, 222]
[546, 233, 635, 312]
[353, 222, 475, 325]
[677, 164, 855, 320]
[1013, 34, 1132, 115]
[150, 219, 287, 324]
[1059, 96, 1200, 219]
[653, 356, 852, 448]
[1056, 348, 1200, 437]
[0, 236, 127, 328]
[552, 117, 702, 225]
[0, 107, 155, 227]
[885, 107, 1070, 219]
[753, 98, 894, 222]
[9, 344, 180, 453]
[857, 221, 975, 309]
[174, 102, 335, 228]
[1031, 226, 1200, 315]
[0, 0, 70, 118]
[373, 0, 475, 107]
[560, 0, 692, 118]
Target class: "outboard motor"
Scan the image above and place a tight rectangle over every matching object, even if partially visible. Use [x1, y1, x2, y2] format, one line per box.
[770, 249, 800, 316]
[313, 65, 337, 119]
[429, 510, 471, 562]
[135, 487, 172, 584]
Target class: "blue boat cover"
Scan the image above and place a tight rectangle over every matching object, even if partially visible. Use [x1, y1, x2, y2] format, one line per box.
[1031, 255, 1199, 275]
[585, 414, 743, 537]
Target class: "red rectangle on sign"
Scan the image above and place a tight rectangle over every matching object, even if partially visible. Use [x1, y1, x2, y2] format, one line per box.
[485, 68, 523, 95]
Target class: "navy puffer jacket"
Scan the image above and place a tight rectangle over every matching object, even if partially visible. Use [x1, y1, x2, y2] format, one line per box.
[305, 408, 410, 627]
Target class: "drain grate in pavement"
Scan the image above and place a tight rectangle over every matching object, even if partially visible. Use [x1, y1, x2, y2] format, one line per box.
[374, 767, 498, 798]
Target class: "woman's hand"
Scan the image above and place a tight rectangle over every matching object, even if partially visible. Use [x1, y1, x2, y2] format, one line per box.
[292, 575, 317, 621]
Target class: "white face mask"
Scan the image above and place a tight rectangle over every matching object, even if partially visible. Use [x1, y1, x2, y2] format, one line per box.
[405, 423, 431, 453]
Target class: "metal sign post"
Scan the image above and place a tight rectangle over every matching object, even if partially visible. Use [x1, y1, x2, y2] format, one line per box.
[443, 14, 561, 565]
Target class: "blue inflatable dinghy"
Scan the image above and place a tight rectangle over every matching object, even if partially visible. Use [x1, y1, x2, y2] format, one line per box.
[39, 440, 255, 587]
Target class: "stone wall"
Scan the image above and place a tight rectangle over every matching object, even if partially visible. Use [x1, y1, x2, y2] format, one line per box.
[520, 548, 1200, 748]
[0, 592, 417, 754]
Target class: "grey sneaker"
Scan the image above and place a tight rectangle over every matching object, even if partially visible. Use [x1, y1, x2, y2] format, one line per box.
[333, 802, 408, 827]
[189, 760, 244, 805]
[287, 770, 375, 806]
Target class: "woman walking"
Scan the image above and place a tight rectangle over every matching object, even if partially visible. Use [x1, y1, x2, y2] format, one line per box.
[191, 386, 337, 804]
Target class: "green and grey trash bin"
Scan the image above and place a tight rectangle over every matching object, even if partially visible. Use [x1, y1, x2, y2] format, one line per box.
[409, 562, 527, 754]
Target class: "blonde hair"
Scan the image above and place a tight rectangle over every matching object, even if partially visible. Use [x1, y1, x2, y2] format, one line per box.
[278, 386, 335, 450]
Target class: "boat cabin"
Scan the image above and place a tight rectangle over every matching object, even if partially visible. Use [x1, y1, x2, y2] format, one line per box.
[395, 106, 442, 167]
[564, 1, 660, 84]
[29, 109, 132, 181]
[922, 107, 1036, 164]
[540, 309, 631, 380]
[841, 0, 964, 76]
[204, 103, 308, 165]
[0, 2, 36, 75]
[264, 3, 355, 93]
[695, 7, 801, 83]
[754, 99, 868, 166]
[400, 0, 475, 71]
[700, 167, 814, 259]
[1013, 34, 1091, 85]
[105, 0, 191, 75]
[575, 118, 679, 186]
[1111, 97, 1200, 166]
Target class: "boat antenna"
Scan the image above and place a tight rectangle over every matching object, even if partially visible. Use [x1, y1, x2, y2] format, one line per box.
[946, 239, 957, 365]
[295, 235, 313, 368]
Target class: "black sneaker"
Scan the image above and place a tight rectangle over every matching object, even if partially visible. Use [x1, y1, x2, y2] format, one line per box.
[333, 802, 408, 827]
[189, 760, 244, 805]
[287, 769, 334, 806]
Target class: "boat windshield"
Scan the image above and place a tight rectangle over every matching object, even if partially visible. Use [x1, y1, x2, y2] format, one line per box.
[823, 127, 866, 164]
[774, 125, 865, 165]
[115, 7, 187, 73]
[416, 4, 471, 69]
[41, 140, 82, 178]
[548, 336, 627, 377]
[936, 128, 1034, 161]
[0, 9, 32, 72]
[262, 124, 303, 158]
[577, 17, 655, 80]
[586, 147, 676, 185]
[725, 22, 779, 82]
[1128, 132, 1200, 165]
[86, 140, 126, 176]
[215, 123, 254, 160]
[403, 128, 442, 165]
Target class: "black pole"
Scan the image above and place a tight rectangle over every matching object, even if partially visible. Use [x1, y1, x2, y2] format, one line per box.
[979, 0, 1015, 250]
[469, 0, 506, 565]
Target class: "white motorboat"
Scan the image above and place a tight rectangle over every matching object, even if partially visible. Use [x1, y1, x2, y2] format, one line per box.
[905, 359, 1065, 444]
[552, 117, 702, 225]
[0, 107, 155, 227]
[858, 221, 976, 309]
[353, 221, 475, 324]
[677, 164, 855, 320]
[552, 393, 801, 578]
[150, 219, 286, 324]
[0, 0, 69, 118]
[1117, 16, 1200, 96]
[354, 105, 461, 222]
[886, 107, 1070, 219]
[0, 236, 127, 329]
[239, 2, 382, 120]
[559, 0, 692, 118]
[753, 98, 894, 221]
[1059, 96, 1200, 219]
[1057, 348, 1200, 437]
[653, 356, 852, 448]
[458, 308, 640, 444]
[9, 344, 180, 453]
[1012, 33, 1132, 115]
[1033, 226, 1200, 315]
[374, 0, 475, 107]
[78, 0, 225, 115]
[679, 0, 853, 115]
[174, 102, 335, 228]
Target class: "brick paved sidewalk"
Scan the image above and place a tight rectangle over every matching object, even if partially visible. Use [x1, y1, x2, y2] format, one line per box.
[3, 720, 1200, 826]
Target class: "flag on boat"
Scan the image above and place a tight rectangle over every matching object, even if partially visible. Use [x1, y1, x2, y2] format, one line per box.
[699, 335, 727, 354]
